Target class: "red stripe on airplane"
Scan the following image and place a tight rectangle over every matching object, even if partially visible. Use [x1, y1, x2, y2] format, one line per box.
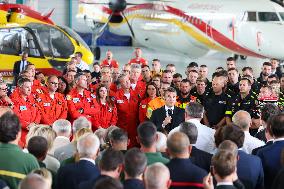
[0, 4, 54, 25]
[98, 3, 265, 58]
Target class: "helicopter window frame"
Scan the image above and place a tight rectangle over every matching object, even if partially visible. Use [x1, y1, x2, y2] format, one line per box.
[26, 23, 75, 59]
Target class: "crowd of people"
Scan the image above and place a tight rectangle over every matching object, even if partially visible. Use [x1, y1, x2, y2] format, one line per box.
[0, 47, 284, 189]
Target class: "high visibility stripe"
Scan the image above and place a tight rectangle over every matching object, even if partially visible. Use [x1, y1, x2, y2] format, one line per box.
[171, 181, 204, 188]
[0, 170, 26, 179]
[225, 111, 232, 115]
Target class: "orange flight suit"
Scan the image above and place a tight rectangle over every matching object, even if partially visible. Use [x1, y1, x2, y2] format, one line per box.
[93, 100, 117, 129]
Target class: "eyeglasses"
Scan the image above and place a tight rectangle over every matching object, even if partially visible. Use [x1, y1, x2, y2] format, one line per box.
[50, 82, 59, 85]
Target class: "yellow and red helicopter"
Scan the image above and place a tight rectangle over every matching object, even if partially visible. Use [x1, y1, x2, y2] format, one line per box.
[0, 3, 94, 78]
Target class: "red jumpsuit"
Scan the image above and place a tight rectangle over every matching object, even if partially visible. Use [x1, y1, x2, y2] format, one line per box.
[114, 89, 140, 147]
[37, 91, 68, 125]
[100, 59, 119, 68]
[139, 97, 152, 123]
[11, 94, 41, 146]
[128, 58, 148, 66]
[93, 100, 117, 129]
[132, 81, 146, 99]
[66, 88, 97, 127]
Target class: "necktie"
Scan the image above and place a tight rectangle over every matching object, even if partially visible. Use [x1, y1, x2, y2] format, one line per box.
[168, 109, 173, 117]
[21, 61, 25, 72]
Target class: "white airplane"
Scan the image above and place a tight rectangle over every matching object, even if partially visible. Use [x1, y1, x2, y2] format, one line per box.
[77, 0, 284, 59]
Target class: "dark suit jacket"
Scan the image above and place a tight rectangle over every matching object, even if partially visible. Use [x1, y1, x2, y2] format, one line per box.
[55, 160, 100, 189]
[237, 150, 264, 189]
[78, 175, 109, 189]
[252, 141, 273, 155]
[272, 167, 284, 189]
[257, 140, 284, 189]
[190, 146, 212, 172]
[150, 106, 184, 133]
[13, 60, 31, 84]
[124, 179, 144, 189]
[166, 158, 207, 189]
[216, 185, 237, 189]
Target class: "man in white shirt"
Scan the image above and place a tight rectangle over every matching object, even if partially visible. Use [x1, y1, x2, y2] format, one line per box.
[232, 110, 265, 154]
[50, 119, 71, 155]
[169, 102, 216, 154]
[75, 52, 89, 71]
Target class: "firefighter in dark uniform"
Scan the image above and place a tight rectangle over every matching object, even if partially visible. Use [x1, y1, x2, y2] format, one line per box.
[227, 68, 239, 96]
[242, 67, 261, 95]
[226, 77, 261, 135]
[203, 74, 229, 129]
[191, 77, 209, 105]
[176, 79, 196, 109]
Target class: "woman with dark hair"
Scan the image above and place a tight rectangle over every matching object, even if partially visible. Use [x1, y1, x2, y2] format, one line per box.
[57, 76, 69, 95]
[93, 84, 117, 129]
[139, 82, 159, 122]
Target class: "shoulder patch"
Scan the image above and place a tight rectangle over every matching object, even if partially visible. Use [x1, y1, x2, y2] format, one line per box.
[66, 95, 71, 100]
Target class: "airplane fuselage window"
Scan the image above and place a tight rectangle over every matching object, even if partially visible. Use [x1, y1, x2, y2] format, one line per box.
[26, 23, 74, 59]
[258, 12, 280, 21]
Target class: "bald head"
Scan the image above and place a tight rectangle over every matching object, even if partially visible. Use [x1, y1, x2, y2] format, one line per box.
[144, 163, 171, 189]
[19, 173, 49, 189]
[232, 110, 251, 131]
[167, 132, 190, 158]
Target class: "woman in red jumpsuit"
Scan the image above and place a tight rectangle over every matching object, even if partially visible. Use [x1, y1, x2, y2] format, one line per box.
[93, 84, 117, 129]
[139, 82, 159, 123]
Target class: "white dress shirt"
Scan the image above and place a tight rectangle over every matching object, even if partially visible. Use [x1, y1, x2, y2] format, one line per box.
[243, 131, 265, 154]
[169, 118, 216, 154]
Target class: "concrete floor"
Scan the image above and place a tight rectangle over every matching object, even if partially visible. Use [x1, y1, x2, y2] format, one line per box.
[98, 46, 269, 79]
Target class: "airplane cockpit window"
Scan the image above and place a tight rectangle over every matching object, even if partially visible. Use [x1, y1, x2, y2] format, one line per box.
[27, 23, 74, 59]
[242, 11, 257, 21]
[258, 12, 280, 21]
[278, 12, 284, 21]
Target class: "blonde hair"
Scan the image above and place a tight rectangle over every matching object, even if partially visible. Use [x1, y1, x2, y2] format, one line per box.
[26, 124, 56, 150]
[31, 168, 52, 188]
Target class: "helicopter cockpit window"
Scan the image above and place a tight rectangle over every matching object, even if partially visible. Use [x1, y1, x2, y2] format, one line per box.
[258, 12, 280, 21]
[27, 23, 74, 59]
[0, 28, 22, 55]
[0, 28, 41, 57]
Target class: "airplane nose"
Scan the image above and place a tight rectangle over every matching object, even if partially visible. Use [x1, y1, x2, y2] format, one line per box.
[255, 24, 284, 59]
[238, 23, 284, 59]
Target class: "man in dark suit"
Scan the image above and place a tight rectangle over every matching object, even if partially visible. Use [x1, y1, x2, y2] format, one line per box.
[211, 150, 238, 189]
[123, 148, 146, 189]
[179, 122, 212, 172]
[150, 87, 184, 133]
[13, 52, 30, 85]
[78, 148, 124, 189]
[166, 132, 207, 189]
[216, 126, 264, 189]
[257, 113, 284, 189]
[55, 133, 100, 189]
